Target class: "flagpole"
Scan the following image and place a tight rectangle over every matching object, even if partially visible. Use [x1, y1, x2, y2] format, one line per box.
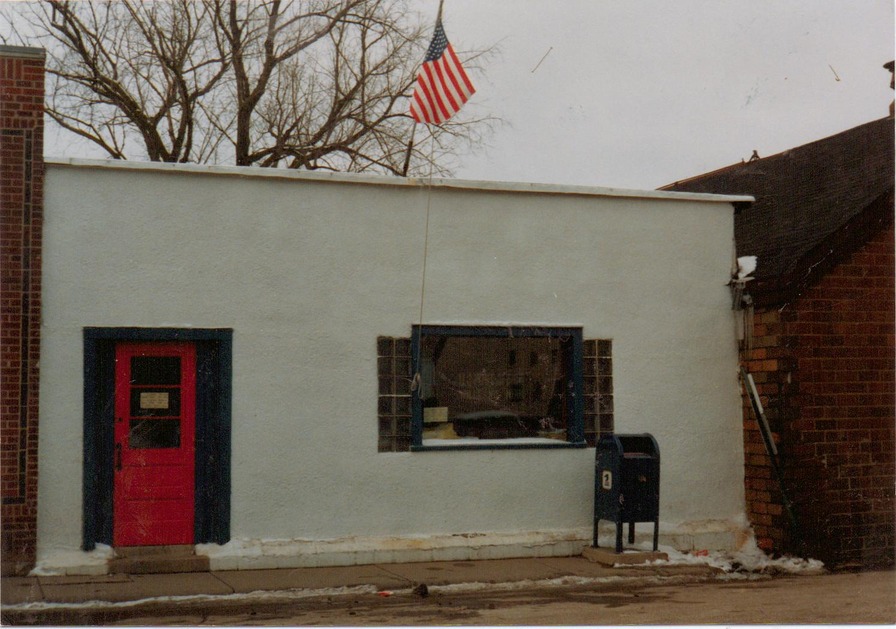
[412, 126, 437, 394]
[417, 125, 436, 332]
[409, 0, 476, 396]
[419, 0, 443, 320]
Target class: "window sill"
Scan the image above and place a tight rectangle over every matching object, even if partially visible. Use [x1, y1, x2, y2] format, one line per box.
[412, 438, 587, 452]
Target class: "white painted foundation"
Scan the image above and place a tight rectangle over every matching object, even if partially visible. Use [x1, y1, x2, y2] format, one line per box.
[36, 159, 752, 574]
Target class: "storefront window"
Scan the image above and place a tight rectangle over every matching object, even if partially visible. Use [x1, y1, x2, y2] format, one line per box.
[411, 326, 585, 449]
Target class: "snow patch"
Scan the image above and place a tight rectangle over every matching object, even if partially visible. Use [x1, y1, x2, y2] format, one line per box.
[30, 544, 115, 576]
[3, 585, 381, 612]
[617, 536, 824, 575]
[736, 255, 757, 279]
[2, 573, 763, 613]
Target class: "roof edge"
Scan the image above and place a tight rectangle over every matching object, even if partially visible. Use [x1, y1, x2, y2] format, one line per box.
[0, 45, 45, 59]
[748, 188, 895, 308]
[45, 157, 754, 206]
[661, 116, 895, 191]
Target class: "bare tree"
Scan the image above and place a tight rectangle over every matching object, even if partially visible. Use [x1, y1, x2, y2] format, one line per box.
[11, 0, 495, 175]
[21, 0, 230, 162]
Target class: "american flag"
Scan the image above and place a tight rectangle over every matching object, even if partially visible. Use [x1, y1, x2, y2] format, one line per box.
[409, 19, 476, 125]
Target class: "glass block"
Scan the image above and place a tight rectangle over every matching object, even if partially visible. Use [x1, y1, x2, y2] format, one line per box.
[394, 396, 410, 415]
[584, 376, 597, 395]
[395, 417, 411, 436]
[395, 377, 411, 395]
[395, 338, 411, 357]
[378, 417, 395, 436]
[394, 358, 411, 377]
[378, 437, 395, 452]
[585, 395, 596, 413]
[584, 357, 596, 376]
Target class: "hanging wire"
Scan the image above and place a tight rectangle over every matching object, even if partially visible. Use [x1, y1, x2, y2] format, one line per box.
[417, 129, 436, 329]
[411, 127, 437, 392]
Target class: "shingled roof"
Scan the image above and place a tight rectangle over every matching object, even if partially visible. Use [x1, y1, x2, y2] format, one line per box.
[663, 116, 894, 306]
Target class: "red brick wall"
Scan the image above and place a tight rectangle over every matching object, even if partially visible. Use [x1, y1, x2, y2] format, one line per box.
[1, 46, 45, 576]
[740, 307, 793, 552]
[741, 223, 895, 568]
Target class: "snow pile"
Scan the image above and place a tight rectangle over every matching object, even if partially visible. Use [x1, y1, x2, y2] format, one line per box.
[736, 255, 758, 279]
[30, 543, 115, 576]
[620, 536, 824, 575]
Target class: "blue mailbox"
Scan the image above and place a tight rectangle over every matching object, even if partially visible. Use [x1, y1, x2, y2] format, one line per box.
[593, 433, 660, 554]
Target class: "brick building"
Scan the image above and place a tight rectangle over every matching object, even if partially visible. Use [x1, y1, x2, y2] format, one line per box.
[1, 45, 45, 576]
[665, 113, 895, 569]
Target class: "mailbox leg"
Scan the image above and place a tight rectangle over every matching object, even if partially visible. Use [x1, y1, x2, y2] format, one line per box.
[615, 522, 623, 554]
[628, 522, 635, 545]
[593, 518, 599, 548]
[653, 520, 659, 551]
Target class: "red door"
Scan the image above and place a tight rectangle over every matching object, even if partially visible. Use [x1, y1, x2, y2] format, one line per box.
[114, 342, 196, 546]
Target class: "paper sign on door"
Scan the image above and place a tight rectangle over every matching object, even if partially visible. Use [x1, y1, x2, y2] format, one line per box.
[140, 392, 170, 409]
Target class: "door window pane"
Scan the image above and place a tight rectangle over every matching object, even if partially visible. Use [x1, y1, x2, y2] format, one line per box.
[129, 419, 181, 449]
[131, 356, 181, 385]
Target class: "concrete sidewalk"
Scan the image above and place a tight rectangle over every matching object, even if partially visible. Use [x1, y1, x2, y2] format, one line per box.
[1, 555, 719, 608]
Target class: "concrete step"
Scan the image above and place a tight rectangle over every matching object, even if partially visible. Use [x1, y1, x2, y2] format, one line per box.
[582, 545, 669, 566]
[109, 545, 210, 574]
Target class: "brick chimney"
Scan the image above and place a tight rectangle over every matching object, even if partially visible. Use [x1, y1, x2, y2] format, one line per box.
[885, 60, 894, 117]
[1, 45, 45, 576]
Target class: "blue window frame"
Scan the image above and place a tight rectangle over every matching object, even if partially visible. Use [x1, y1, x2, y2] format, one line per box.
[410, 325, 585, 451]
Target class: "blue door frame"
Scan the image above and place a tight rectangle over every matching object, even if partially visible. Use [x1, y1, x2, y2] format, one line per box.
[82, 328, 232, 549]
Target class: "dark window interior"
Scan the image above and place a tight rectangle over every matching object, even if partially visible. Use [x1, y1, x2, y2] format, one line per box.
[131, 356, 181, 385]
[419, 334, 571, 441]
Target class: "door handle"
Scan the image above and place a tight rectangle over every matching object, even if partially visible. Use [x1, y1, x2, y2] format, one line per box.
[115, 443, 122, 471]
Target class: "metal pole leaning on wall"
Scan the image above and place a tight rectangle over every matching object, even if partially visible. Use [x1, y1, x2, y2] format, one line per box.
[740, 366, 804, 556]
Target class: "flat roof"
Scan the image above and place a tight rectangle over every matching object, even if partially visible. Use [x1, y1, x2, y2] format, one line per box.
[46, 157, 754, 206]
[0, 45, 45, 59]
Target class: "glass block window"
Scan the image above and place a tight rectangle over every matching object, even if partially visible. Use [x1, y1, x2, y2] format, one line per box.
[377, 337, 413, 452]
[584, 339, 614, 446]
[378, 331, 613, 451]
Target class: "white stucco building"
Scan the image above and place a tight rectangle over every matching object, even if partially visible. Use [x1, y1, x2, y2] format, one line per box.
[35, 158, 753, 573]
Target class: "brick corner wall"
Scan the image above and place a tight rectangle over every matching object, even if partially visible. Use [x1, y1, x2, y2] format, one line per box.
[740, 223, 895, 569]
[1, 45, 45, 576]
[740, 305, 795, 553]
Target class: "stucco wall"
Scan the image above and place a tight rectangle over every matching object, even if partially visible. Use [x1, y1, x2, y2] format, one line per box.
[37, 161, 748, 569]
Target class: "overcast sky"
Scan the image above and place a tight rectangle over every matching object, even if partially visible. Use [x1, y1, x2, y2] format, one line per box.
[441, 0, 894, 189]
[10, 0, 895, 191]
